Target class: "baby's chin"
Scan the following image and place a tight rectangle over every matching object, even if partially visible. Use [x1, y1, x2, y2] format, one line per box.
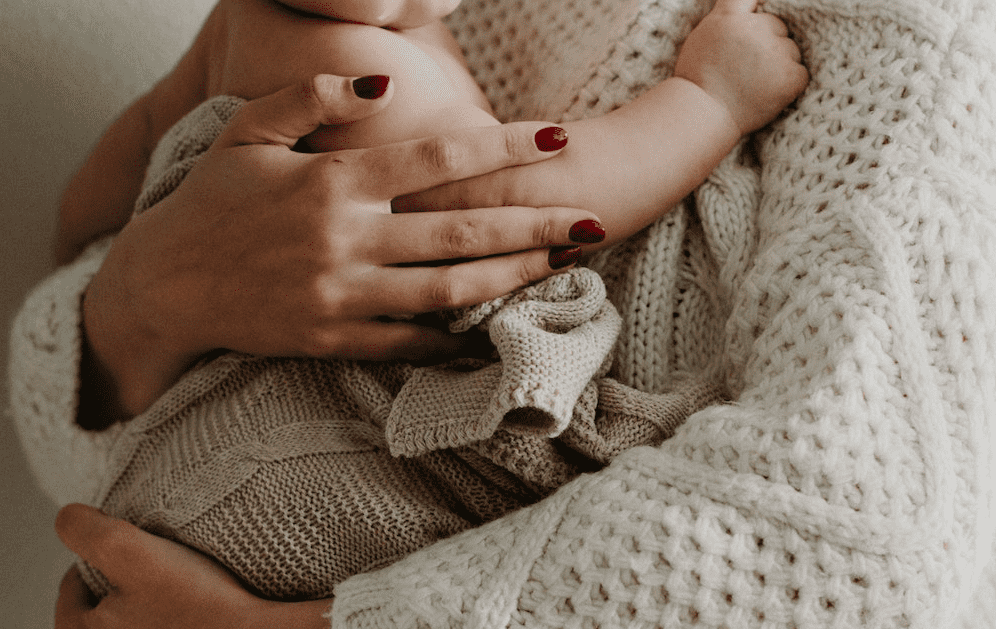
[301, 104, 499, 153]
[378, 0, 463, 29]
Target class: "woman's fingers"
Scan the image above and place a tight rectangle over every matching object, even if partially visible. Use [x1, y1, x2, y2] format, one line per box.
[363, 206, 601, 264]
[320, 321, 479, 362]
[348, 122, 569, 200]
[349, 246, 580, 317]
[213, 74, 394, 149]
[55, 504, 143, 587]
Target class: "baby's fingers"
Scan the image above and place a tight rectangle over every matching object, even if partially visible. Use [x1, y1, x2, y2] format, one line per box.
[213, 74, 394, 150]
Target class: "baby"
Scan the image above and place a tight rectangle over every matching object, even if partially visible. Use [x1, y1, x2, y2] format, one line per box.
[67, 0, 808, 602]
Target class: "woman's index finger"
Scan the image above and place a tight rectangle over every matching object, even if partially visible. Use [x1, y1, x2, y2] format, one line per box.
[350, 121, 569, 201]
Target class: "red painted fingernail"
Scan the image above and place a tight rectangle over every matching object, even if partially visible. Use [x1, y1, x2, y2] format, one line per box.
[353, 75, 390, 99]
[548, 246, 582, 269]
[569, 219, 605, 244]
[535, 126, 568, 151]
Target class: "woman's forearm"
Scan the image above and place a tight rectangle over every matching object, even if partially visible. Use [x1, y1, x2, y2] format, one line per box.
[55, 95, 155, 267]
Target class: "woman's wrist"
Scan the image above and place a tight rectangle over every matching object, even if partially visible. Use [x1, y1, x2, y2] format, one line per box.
[82, 228, 204, 420]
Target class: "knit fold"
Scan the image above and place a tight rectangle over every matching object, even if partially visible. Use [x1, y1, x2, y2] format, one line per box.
[386, 268, 621, 457]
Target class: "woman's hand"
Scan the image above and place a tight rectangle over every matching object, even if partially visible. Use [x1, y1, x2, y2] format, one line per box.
[54, 504, 330, 629]
[82, 74, 598, 420]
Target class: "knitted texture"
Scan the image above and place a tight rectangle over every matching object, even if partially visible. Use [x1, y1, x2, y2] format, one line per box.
[70, 92, 723, 599]
[7, 0, 996, 624]
[329, 0, 996, 626]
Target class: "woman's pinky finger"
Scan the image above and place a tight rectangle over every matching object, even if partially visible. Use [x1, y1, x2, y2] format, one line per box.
[328, 321, 474, 362]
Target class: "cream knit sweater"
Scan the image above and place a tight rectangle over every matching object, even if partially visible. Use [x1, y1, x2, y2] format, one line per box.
[9, 0, 996, 626]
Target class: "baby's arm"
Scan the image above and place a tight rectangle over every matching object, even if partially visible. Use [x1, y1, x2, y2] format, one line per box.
[398, 0, 808, 248]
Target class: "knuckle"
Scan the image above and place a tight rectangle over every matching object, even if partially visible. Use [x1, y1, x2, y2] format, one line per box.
[300, 75, 331, 113]
[490, 167, 520, 208]
[418, 135, 464, 177]
[305, 157, 352, 204]
[515, 255, 539, 288]
[438, 219, 482, 259]
[499, 124, 523, 163]
[424, 269, 463, 310]
[294, 304, 342, 356]
[532, 213, 557, 247]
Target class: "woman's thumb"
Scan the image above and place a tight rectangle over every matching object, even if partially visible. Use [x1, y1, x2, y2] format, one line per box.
[213, 73, 393, 149]
[55, 504, 145, 586]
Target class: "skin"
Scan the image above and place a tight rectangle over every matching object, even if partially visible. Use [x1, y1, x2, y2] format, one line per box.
[69, 0, 805, 422]
[53, 0, 808, 626]
[396, 0, 809, 248]
[55, 0, 495, 265]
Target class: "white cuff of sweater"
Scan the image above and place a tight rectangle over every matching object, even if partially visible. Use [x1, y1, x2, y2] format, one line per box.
[8, 237, 125, 506]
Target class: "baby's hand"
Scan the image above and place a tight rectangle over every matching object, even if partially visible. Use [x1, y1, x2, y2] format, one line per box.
[675, 0, 808, 135]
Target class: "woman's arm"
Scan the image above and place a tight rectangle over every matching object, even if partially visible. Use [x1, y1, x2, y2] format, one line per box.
[53, 2, 218, 266]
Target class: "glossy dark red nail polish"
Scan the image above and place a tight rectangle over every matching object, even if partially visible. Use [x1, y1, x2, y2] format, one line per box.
[569, 219, 605, 244]
[548, 246, 582, 269]
[535, 126, 568, 152]
[352, 75, 390, 99]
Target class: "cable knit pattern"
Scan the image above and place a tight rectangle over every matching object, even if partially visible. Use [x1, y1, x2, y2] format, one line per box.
[7, 0, 996, 625]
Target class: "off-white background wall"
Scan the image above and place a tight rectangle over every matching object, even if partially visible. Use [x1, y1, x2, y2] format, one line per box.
[2, 1, 213, 626]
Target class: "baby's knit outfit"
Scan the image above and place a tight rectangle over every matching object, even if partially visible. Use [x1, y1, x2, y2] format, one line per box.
[10, 0, 996, 626]
[70, 92, 726, 598]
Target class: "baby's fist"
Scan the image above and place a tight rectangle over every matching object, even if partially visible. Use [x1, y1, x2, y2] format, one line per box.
[675, 0, 808, 135]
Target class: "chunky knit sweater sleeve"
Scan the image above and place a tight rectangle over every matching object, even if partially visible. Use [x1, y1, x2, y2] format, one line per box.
[7, 237, 126, 507]
[327, 0, 996, 626]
